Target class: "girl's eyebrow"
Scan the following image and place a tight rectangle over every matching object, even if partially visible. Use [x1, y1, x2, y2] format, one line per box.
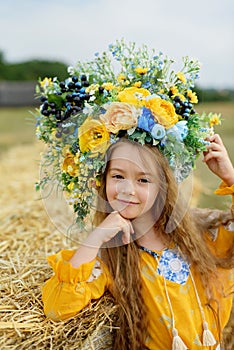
[108, 167, 153, 177]
[108, 167, 124, 172]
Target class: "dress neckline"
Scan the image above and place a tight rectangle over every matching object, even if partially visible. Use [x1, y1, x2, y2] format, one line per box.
[138, 245, 166, 257]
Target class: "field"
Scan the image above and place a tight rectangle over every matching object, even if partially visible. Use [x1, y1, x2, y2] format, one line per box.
[0, 103, 233, 348]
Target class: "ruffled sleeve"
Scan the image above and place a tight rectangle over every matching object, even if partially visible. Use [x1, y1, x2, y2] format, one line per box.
[214, 181, 234, 197]
[47, 250, 96, 284]
[42, 250, 111, 321]
[206, 182, 234, 257]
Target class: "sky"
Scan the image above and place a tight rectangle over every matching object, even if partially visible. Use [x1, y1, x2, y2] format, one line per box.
[0, 0, 233, 88]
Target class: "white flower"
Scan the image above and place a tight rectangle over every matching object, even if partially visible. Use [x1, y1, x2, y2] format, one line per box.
[67, 66, 75, 74]
[89, 95, 96, 102]
[83, 102, 94, 115]
[87, 260, 102, 282]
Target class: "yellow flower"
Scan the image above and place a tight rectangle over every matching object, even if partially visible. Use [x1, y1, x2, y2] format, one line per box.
[62, 156, 79, 177]
[135, 67, 149, 74]
[123, 80, 130, 86]
[78, 118, 110, 156]
[86, 84, 99, 94]
[100, 102, 139, 134]
[145, 98, 178, 128]
[170, 86, 178, 95]
[62, 145, 73, 157]
[176, 72, 186, 84]
[172, 93, 186, 102]
[117, 74, 126, 82]
[74, 153, 80, 164]
[40, 77, 53, 89]
[134, 81, 142, 88]
[95, 178, 101, 187]
[210, 114, 221, 127]
[102, 82, 116, 91]
[67, 182, 75, 191]
[118, 87, 150, 107]
[187, 90, 198, 104]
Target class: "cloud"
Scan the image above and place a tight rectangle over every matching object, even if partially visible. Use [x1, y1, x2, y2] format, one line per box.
[0, 0, 233, 87]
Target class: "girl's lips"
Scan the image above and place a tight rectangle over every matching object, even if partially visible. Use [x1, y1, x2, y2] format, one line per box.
[116, 198, 139, 206]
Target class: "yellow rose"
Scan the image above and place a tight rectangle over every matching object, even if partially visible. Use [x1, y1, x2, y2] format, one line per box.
[118, 87, 150, 107]
[146, 98, 178, 128]
[100, 102, 139, 134]
[78, 118, 110, 156]
[62, 156, 79, 177]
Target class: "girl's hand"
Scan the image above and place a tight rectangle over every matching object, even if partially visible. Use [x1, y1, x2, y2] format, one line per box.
[90, 211, 134, 247]
[203, 134, 234, 186]
[69, 212, 134, 268]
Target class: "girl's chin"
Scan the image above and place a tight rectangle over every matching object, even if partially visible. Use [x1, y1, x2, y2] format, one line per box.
[114, 207, 141, 220]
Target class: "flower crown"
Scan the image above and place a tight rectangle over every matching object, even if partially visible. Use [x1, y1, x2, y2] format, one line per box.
[35, 39, 221, 228]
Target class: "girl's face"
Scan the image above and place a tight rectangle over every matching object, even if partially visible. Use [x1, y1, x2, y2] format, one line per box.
[106, 142, 160, 220]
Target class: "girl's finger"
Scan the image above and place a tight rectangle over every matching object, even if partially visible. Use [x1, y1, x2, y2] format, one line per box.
[122, 227, 131, 245]
[129, 221, 134, 234]
[205, 142, 222, 152]
[121, 219, 135, 244]
[203, 150, 221, 163]
[207, 133, 223, 146]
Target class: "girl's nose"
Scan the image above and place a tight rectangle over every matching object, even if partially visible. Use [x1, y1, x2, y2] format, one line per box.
[118, 179, 135, 195]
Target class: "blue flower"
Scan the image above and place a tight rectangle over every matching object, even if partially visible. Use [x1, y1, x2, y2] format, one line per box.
[151, 124, 166, 140]
[142, 81, 151, 89]
[166, 120, 188, 142]
[138, 107, 155, 132]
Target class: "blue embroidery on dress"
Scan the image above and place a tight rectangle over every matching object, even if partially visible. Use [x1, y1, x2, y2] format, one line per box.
[139, 246, 190, 285]
[157, 249, 190, 285]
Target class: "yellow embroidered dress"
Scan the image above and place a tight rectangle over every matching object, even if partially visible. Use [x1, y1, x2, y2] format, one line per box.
[42, 185, 234, 349]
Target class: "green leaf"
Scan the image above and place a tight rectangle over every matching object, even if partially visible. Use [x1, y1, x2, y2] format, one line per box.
[47, 94, 64, 108]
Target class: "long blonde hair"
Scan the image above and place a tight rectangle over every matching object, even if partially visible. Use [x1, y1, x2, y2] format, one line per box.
[93, 138, 234, 350]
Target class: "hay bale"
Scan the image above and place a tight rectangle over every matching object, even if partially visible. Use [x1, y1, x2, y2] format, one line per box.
[0, 143, 233, 349]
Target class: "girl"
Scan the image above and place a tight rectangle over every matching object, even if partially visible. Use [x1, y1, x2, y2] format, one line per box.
[42, 134, 234, 350]
[35, 40, 233, 349]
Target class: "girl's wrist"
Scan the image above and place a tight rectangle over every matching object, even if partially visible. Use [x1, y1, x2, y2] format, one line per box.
[85, 229, 105, 249]
[221, 171, 234, 187]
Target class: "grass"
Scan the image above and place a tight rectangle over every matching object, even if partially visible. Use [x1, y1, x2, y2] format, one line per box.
[0, 107, 37, 154]
[0, 102, 233, 209]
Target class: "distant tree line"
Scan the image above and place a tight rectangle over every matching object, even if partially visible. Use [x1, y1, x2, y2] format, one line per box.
[0, 50, 233, 102]
[0, 50, 68, 81]
[195, 87, 234, 103]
